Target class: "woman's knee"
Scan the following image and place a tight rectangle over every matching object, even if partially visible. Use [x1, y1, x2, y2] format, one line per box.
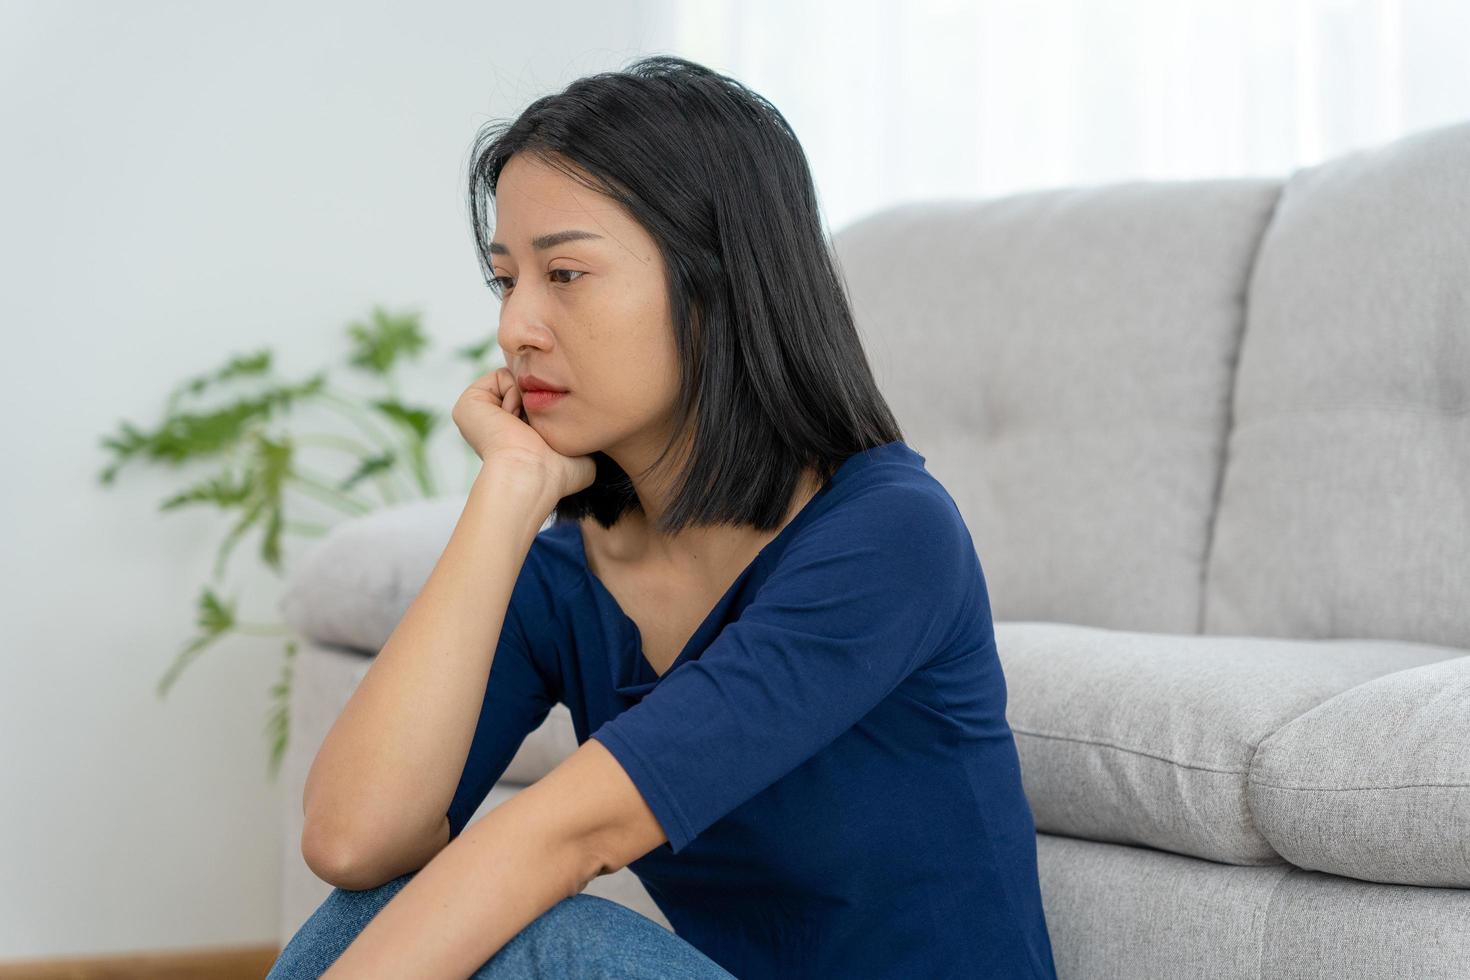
[534, 893, 631, 929]
[326, 872, 417, 916]
[494, 894, 621, 953]
[472, 893, 697, 979]
[266, 872, 418, 980]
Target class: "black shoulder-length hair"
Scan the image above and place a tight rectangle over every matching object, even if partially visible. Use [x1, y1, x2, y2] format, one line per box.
[465, 54, 904, 536]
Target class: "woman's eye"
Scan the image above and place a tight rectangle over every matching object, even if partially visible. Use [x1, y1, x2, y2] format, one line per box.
[487, 269, 585, 298]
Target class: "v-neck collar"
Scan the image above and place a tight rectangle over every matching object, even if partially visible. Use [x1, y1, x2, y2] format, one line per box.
[572, 475, 832, 697]
[562, 440, 916, 698]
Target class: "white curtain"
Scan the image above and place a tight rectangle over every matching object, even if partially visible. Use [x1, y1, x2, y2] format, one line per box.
[666, 0, 1470, 234]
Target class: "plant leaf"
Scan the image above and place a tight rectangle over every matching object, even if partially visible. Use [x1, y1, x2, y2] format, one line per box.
[156, 586, 238, 699]
[264, 639, 297, 781]
[211, 431, 294, 580]
[165, 349, 275, 416]
[159, 467, 256, 512]
[454, 337, 500, 364]
[369, 399, 439, 441]
[346, 305, 428, 377]
[338, 451, 397, 492]
[97, 373, 326, 479]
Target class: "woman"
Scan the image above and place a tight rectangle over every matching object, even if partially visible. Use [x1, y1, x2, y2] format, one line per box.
[271, 54, 1057, 979]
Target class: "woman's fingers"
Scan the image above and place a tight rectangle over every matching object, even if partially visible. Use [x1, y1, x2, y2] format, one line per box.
[464, 367, 519, 407]
[465, 369, 499, 395]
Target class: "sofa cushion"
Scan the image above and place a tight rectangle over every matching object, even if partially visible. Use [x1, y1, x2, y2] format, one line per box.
[831, 178, 1282, 637]
[1203, 120, 1470, 650]
[1249, 653, 1470, 887]
[996, 621, 1467, 867]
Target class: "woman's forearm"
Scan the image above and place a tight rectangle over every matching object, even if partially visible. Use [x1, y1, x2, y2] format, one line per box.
[318, 784, 600, 979]
[301, 459, 561, 885]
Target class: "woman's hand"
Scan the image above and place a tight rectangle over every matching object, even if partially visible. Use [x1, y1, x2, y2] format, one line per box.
[452, 367, 597, 499]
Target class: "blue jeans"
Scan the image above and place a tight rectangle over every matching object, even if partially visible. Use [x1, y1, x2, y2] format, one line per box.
[267, 871, 736, 979]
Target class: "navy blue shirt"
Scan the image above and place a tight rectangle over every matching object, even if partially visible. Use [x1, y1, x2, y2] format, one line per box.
[447, 440, 1057, 979]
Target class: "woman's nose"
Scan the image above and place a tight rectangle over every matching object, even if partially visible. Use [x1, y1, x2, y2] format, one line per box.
[495, 313, 550, 360]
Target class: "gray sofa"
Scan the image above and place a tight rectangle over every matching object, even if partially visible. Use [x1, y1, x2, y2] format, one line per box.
[276, 119, 1470, 977]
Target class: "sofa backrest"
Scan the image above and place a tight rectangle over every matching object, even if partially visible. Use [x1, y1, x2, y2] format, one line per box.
[1202, 121, 1470, 650]
[831, 179, 1282, 635]
[832, 119, 1470, 650]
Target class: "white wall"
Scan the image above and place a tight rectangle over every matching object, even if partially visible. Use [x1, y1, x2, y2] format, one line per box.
[0, 0, 678, 958]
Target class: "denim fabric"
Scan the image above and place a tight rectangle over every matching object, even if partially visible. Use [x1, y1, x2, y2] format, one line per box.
[267, 872, 736, 979]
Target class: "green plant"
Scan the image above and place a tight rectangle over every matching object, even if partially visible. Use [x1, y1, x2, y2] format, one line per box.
[97, 304, 502, 780]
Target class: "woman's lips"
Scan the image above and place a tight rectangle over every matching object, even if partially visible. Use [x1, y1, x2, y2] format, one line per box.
[523, 389, 570, 411]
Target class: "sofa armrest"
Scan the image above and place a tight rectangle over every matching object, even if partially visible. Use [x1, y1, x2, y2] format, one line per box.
[278, 497, 556, 653]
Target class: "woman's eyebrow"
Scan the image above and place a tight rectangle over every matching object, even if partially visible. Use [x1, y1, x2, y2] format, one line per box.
[489, 229, 605, 255]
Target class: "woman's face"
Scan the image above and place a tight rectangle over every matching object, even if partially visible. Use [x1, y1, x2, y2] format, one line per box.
[491, 152, 683, 469]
